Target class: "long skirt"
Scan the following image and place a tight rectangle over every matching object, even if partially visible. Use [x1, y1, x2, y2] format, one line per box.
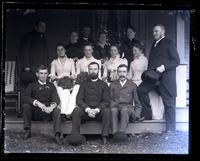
[133, 80, 164, 120]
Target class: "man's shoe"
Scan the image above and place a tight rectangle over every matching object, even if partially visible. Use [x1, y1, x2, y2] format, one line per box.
[24, 129, 31, 139]
[102, 136, 108, 145]
[55, 133, 63, 145]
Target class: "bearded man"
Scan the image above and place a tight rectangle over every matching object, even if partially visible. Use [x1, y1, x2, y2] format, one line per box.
[68, 62, 110, 146]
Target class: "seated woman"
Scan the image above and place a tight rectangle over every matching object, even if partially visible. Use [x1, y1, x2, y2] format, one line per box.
[49, 43, 76, 117]
[128, 42, 164, 120]
[102, 44, 128, 83]
[76, 43, 101, 78]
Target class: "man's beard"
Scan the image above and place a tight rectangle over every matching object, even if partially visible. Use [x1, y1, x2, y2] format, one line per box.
[89, 73, 98, 80]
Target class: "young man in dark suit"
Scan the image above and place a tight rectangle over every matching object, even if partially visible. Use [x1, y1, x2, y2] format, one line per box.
[22, 65, 62, 144]
[69, 62, 110, 145]
[137, 24, 180, 133]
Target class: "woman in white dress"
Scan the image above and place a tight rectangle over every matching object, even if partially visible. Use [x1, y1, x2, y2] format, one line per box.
[128, 42, 164, 120]
[49, 43, 77, 117]
[103, 44, 128, 82]
[76, 44, 101, 78]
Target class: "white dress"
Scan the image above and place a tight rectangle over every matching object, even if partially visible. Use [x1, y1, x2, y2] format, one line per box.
[50, 57, 77, 115]
[128, 55, 164, 120]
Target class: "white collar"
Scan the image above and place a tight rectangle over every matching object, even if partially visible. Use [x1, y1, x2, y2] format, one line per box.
[38, 80, 46, 85]
[155, 36, 165, 44]
[83, 37, 88, 40]
[83, 56, 94, 61]
[58, 55, 67, 65]
[119, 79, 127, 87]
[91, 78, 98, 82]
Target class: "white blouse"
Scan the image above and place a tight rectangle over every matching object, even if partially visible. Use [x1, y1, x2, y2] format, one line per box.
[103, 56, 128, 78]
[50, 57, 75, 79]
[128, 54, 148, 85]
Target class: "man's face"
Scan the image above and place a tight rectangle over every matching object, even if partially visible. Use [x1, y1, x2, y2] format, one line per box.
[99, 33, 107, 44]
[70, 32, 79, 43]
[57, 46, 66, 57]
[153, 26, 165, 40]
[117, 67, 128, 81]
[36, 69, 48, 82]
[36, 22, 46, 34]
[83, 27, 91, 37]
[88, 64, 99, 79]
[84, 45, 93, 58]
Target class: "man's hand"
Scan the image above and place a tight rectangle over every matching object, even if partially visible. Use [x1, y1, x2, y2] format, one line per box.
[156, 65, 165, 73]
[87, 108, 96, 118]
[45, 103, 57, 114]
[35, 101, 46, 112]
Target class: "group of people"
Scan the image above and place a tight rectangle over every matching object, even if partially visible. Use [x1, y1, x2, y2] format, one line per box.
[19, 19, 180, 146]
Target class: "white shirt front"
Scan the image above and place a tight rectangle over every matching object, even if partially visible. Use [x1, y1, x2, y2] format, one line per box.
[120, 79, 127, 87]
[154, 36, 165, 47]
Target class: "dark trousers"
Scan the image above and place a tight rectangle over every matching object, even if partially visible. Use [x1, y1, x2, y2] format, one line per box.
[71, 107, 111, 136]
[137, 82, 176, 131]
[111, 106, 134, 133]
[22, 103, 61, 136]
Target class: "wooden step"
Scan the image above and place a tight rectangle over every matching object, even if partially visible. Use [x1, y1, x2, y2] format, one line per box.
[5, 119, 188, 137]
[4, 107, 189, 136]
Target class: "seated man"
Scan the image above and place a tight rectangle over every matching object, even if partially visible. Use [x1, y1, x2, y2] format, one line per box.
[109, 64, 142, 142]
[22, 65, 62, 144]
[68, 62, 110, 145]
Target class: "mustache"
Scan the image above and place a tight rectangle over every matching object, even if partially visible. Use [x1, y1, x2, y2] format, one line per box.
[119, 75, 126, 78]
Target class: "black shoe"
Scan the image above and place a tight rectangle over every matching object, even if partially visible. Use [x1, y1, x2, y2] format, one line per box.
[110, 131, 128, 143]
[24, 129, 31, 139]
[55, 133, 63, 145]
[102, 136, 108, 145]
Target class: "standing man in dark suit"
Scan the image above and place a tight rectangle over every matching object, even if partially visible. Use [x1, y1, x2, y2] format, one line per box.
[22, 65, 62, 144]
[19, 19, 49, 106]
[137, 24, 180, 133]
[68, 62, 110, 145]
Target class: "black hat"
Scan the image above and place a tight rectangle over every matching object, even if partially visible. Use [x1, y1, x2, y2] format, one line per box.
[111, 131, 128, 143]
[141, 69, 161, 85]
[67, 133, 86, 146]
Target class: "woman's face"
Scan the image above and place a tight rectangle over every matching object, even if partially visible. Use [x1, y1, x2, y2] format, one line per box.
[57, 46, 66, 57]
[133, 46, 143, 58]
[110, 46, 119, 58]
[70, 32, 79, 43]
[127, 28, 136, 40]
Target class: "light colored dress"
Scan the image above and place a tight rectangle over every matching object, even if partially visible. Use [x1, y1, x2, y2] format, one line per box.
[50, 57, 75, 79]
[103, 55, 128, 81]
[128, 54, 164, 120]
[76, 56, 101, 78]
[50, 56, 77, 115]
